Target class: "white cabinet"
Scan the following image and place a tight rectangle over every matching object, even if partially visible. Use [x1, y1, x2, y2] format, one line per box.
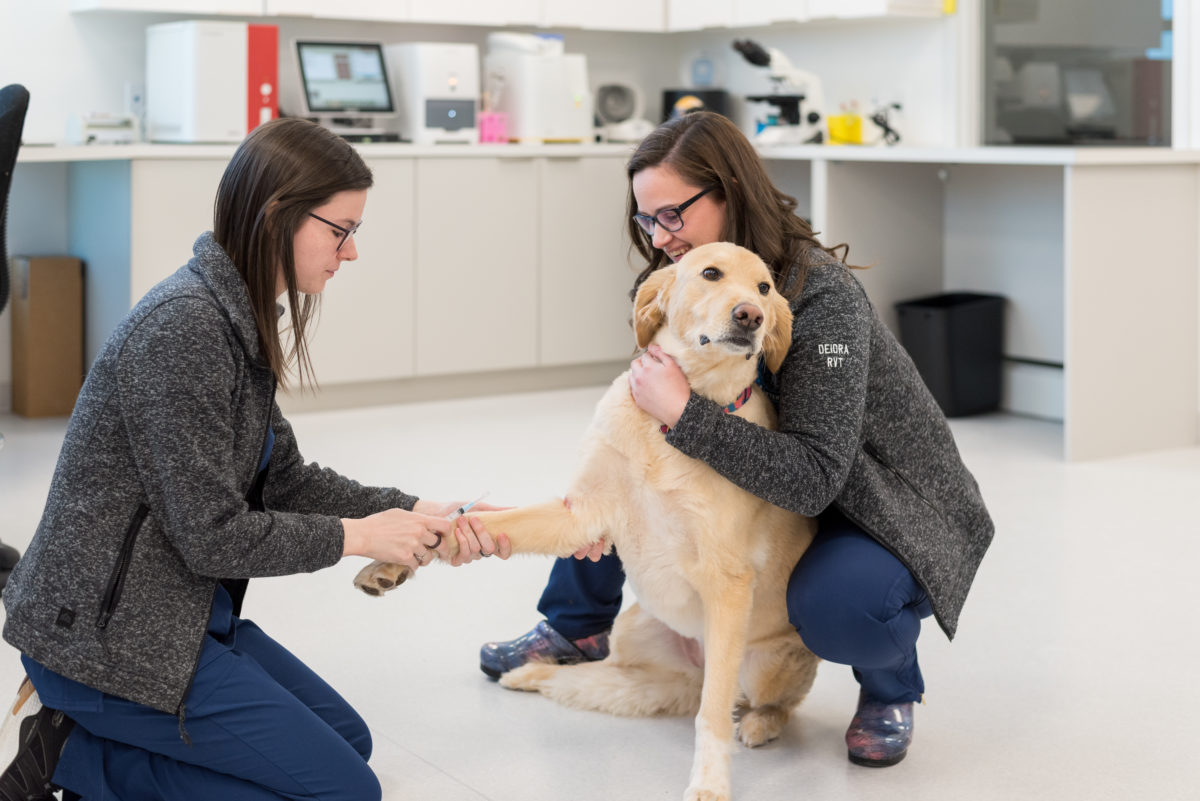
[807, 0, 944, 19]
[70, 0, 263, 13]
[539, 156, 637, 366]
[122, 157, 416, 385]
[264, 0, 406, 20]
[128, 160, 229, 303]
[413, 158, 539, 375]
[306, 158, 417, 383]
[666, 0, 732, 31]
[733, 1, 809, 28]
[543, 0, 665, 32]
[408, 0, 540, 26]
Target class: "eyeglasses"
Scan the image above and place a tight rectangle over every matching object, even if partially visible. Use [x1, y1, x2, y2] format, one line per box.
[308, 212, 362, 253]
[632, 186, 717, 236]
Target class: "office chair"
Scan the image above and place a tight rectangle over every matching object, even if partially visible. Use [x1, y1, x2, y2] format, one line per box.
[0, 83, 31, 591]
[0, 84, 30, 317]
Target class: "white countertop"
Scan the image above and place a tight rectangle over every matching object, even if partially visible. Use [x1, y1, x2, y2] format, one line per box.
[16, 141, 1200, 166]
[15, 141, 638, 163]
[758, 143, 1200, 165]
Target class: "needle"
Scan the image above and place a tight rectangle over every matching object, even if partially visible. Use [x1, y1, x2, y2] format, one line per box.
[447, 491, 490, 522]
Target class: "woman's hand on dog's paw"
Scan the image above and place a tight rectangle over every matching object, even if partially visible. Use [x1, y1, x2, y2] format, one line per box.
[447, 515, 511, 566]
[342, 508, 452, 570]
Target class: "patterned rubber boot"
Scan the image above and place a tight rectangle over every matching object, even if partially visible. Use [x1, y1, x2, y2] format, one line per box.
[480, 620, 610, 679]
[0, 678, 75, 801]
[845, 691, 914, 767]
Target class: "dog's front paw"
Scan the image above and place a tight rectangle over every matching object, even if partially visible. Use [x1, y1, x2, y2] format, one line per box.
[737, 704, 788, 748]
[684, 786, 730, 801]
[353, 560, 413, 596]
[498, 662, 560, 692]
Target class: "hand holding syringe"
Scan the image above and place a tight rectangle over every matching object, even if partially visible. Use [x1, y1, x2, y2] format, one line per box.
[443, 491, 512, 566]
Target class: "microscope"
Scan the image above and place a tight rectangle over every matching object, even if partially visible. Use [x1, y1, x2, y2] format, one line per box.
[733, 38, 826, 145]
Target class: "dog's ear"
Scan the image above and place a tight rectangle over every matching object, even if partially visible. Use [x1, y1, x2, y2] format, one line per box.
[633, 267, 677, 348]
[762, 289, 794, 373]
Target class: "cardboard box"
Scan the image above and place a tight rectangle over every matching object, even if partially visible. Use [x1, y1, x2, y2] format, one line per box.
[10, 256, 84, 417]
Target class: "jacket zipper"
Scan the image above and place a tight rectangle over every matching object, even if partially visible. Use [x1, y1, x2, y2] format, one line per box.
[96, 503, 150, 629]
[862, 441, 947, 527]
[175, 377, 276, 739]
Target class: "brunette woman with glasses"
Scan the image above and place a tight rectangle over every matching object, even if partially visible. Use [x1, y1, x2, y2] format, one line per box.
[0, 118, 508, 801]
[479, 111, 994, 769]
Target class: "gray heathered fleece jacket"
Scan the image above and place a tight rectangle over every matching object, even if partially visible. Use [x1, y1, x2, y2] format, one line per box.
[3, 232, 417, 715]
[667, 250, 994, 639]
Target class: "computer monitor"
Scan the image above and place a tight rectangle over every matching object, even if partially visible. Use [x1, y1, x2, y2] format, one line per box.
[295, 41, 398, 138]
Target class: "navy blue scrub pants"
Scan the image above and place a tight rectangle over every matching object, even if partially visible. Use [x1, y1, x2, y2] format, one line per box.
[539, 508, 932, 705]
[29, 610, 379, 800]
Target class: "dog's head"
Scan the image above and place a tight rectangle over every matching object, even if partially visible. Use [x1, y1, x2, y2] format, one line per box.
[633, 242, 793, 375]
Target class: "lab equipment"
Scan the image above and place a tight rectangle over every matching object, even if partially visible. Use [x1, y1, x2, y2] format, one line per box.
[387, 42, 479, 145]
[145, 21, 278, 143]
[65, 113, 140, 145]
[661, 88, 730, 121]
[594, 82, 654, 143]
[732, 38, 826, 145]
[295, 40, 398, 141]
[484, 32, 592, 143]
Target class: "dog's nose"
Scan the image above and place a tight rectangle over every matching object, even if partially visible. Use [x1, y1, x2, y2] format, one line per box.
[732, 303, 763, 332]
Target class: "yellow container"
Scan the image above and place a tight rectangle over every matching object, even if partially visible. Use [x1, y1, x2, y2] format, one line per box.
[827, 113, 864, 145]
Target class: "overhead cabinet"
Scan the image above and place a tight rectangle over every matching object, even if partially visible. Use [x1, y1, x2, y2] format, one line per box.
[542, 0, 666, 32]
[807, 0, 945, 18]
[732, 1, 810, 28]
[70, 0, 264, 12]
[666, 0, 733, 31]
[73, 0, 946, 27]
[407, 0, 541, 26]
[668, 0, 945, 31]
[264, 0, 407, 21]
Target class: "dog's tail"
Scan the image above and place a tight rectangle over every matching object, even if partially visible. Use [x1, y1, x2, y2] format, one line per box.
[505, 660, 704, 718]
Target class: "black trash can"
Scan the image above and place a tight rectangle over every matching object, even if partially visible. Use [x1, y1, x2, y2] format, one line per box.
[895, 292, 1005, 417]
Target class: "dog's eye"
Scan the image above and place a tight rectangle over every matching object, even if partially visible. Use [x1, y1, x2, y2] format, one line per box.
[758, 282, 770, 296]
[702, 267, 722, 281]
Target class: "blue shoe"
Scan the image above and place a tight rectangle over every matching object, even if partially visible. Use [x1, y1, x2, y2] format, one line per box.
[845, 692, 914, 767]
[480, 621, 610, 679]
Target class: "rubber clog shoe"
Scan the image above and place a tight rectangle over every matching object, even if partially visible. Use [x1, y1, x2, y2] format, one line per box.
[845, 691, 914, 767]
[480, 620, 610, 679]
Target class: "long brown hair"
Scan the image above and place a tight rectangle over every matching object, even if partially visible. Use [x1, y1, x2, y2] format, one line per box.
[213, 118, 372, 390]
[625, 111, 850, 300]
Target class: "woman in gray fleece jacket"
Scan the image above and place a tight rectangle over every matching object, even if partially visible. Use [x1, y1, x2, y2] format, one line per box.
[0, 118, 506, 801]
[480, 112, 994, 768]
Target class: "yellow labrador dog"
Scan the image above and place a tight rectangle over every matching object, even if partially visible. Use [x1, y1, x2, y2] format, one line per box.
[355, 242, 819, 801]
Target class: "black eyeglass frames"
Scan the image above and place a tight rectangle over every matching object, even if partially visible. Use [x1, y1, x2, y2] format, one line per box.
[632, 185, 717, 236]
[308, 212, 363, 253]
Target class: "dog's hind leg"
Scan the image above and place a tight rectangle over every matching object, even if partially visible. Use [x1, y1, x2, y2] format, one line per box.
[735, 633, 820, 748]
[501, 604, 703, 717]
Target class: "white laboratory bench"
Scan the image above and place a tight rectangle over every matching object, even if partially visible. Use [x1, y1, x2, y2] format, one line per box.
[13, 142, 1199, 460]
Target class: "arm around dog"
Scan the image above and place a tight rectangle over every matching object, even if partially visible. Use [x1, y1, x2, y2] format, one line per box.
[657, 265, 872, 517]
